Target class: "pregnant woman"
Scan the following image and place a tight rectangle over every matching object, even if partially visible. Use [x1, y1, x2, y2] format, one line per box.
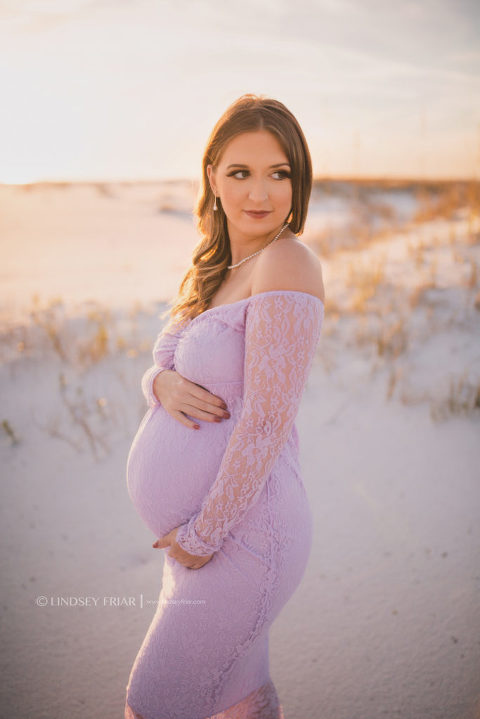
[125, 94, 325, 719]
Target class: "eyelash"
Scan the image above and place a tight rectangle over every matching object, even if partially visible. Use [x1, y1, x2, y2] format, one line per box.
[227, 170, 291, 180]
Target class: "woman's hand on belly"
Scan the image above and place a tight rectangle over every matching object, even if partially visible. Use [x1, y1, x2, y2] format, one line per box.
[152, 525, 214, 570]
[154, 370, 230, 430]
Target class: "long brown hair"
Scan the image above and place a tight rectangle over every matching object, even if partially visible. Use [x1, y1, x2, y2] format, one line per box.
[160, 93, 312, 330]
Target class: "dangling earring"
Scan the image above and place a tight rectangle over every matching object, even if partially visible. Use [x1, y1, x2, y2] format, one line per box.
[213, 196, 218, 212]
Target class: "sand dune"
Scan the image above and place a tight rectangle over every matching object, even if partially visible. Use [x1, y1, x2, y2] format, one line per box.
[0, 180, 479, 718]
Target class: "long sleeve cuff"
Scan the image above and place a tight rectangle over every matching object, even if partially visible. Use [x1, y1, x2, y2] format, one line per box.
[175, 516, 218, 556]
[141, 315, 187, 409]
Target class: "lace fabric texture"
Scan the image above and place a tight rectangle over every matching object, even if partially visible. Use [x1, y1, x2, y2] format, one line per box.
[174, 292, 322, 557]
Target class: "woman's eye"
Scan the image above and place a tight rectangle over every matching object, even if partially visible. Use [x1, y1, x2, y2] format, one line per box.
[272, 170, 291, 180]
[227, 170, 249, 179]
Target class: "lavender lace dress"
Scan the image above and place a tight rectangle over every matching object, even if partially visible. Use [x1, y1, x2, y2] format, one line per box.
[125, 290, 324, 719]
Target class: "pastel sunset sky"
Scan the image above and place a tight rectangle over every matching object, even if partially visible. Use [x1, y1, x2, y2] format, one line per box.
[1, 0, 479, 183]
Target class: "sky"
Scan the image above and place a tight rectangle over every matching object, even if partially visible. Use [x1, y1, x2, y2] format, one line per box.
[0, 0, 479, 183]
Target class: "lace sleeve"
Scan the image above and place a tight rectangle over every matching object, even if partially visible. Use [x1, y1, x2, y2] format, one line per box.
[141, 317, 186, 409]
[175, 292, 324, 556]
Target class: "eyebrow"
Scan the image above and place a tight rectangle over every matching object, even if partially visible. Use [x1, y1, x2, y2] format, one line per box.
[226, 162, 291, 169]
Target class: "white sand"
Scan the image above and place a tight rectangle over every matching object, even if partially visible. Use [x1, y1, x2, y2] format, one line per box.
[1, 181, 479, 718]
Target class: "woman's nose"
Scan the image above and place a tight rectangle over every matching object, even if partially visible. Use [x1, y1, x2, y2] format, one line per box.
[247, 179, 268, 202]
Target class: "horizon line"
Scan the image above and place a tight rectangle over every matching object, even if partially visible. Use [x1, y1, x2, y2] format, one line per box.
[1, 173, 478, 187]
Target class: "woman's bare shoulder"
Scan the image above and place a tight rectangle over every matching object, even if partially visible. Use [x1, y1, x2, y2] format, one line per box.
[251, 235, 325, 304]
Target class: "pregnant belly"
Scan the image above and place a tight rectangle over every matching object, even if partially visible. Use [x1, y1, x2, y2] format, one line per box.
[126, 393, 242, 539]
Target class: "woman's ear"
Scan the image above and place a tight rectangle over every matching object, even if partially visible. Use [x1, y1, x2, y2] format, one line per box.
[206, 164, 217, 195]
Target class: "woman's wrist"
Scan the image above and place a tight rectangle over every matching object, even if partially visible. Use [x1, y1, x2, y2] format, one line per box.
[142, 366, 172, 408]
[152, 368, 171, 403]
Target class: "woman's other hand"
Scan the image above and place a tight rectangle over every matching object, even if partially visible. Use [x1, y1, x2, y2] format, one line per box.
[152, 526, 214, 569]
[153, 369, 230, 430]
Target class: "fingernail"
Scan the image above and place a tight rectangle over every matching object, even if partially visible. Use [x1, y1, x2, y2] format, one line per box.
[194, 424, 200, 430]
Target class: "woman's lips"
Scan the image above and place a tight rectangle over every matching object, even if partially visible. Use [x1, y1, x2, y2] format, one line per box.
[244, 211, 272, 219]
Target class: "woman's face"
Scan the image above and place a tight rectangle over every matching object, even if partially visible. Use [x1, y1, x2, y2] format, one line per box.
[207, 130, 293, 241]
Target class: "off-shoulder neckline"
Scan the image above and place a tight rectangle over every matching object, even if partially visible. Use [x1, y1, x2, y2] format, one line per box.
[191, 289, 324, 323]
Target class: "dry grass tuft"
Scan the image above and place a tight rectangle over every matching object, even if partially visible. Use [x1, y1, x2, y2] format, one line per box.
[429, 372, 480, 422]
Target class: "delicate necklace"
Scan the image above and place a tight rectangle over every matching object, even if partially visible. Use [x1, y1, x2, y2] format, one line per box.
[227, 222, 290, 270]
